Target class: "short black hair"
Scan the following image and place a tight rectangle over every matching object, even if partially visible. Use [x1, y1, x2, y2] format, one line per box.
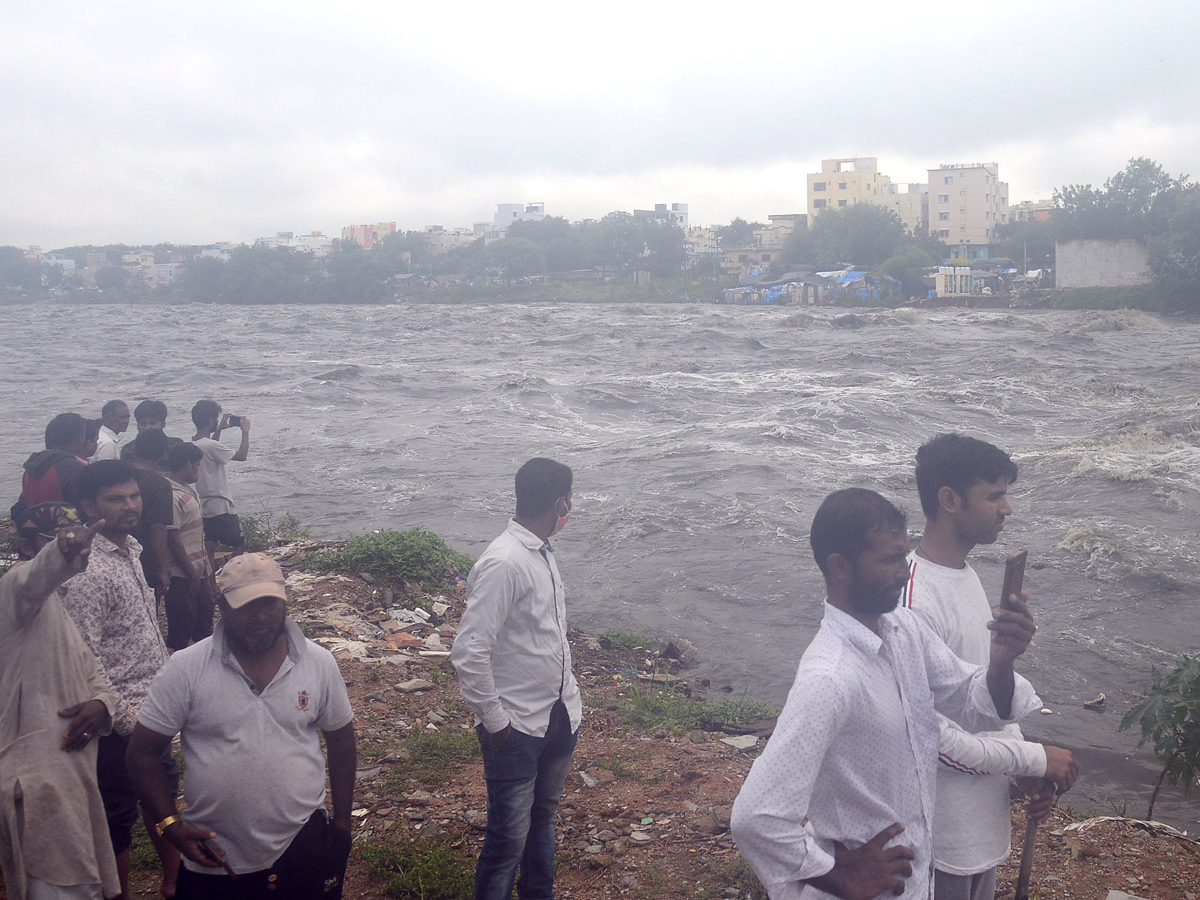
[134, 428, 168, 460]
[915, 433, 1018, 519]
[192, 399, 222, 429]
[101, 399, 127, 418]
[167, 441, 204, 470]
[810, 488, 908, 576]
[45, 413, 86, 450]
[515, 458, 573, 519]
[77, 459, 139, 505]
[133, 399, 168, 424]
[85, 418, 102, 442]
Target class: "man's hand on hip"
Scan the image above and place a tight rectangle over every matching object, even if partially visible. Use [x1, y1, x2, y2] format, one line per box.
[806, 822, 914, 900]
[489, 724, 512, 748]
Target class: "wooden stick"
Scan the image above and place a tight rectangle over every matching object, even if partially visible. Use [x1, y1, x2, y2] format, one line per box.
[1014, 813, 1038, 900]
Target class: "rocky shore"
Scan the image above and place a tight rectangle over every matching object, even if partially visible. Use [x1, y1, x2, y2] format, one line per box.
[5, 536, 1200, 900]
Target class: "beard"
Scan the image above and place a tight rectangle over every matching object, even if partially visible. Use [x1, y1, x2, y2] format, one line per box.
[227, 621, 285, 654]
[848, 575, 904, 617]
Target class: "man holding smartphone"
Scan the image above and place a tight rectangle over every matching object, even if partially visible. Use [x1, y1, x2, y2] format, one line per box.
[901, 434, 1079, 900]
[190, 399, 250, 570]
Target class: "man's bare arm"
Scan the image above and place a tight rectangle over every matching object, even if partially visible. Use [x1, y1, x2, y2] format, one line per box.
[986, 590, 1036, 719]
[323, 721, 357, 832]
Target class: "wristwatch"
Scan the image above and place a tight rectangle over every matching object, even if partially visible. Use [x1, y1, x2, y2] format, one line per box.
[154, 814, 182, 837]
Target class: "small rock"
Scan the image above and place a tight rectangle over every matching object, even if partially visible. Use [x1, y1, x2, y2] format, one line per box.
[578, 771, 598, 788]
[406, 790, 434, 806]
[395, 678, 437, 692]
[585, 844, 603, 854]
[595, 829, 618, 842]
[1040, 708, 1054, 714]
[720, 735, 758, 751]
[684, 800, 700, 813]
[630, 831, 652, 842]
[689, 730, 707, 744]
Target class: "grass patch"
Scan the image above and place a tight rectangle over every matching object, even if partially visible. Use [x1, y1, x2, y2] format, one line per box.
[300, 527, 473, 593]
[128, 817, 160, 872]
[618, 680, 778, 733]
[357, 834, 476, 900]
[387, 729, 481, 786]
[601, 630, 652, 651]
[241, 508, 313, 552]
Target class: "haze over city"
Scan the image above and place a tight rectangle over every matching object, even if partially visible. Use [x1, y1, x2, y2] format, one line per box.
[4, 0, 1198, 248]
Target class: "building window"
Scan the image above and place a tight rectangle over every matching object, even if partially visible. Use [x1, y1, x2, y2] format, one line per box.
[762, 254, 771, 262]
[813, 199, 826, 209]
[960, 208, 966, 214]
[738, 254, 748, 263]
[959, 226, 966, 232]
[938, 212, 949, 221]
[960, 190, 965, 196]
[939, 194, 949, 203]
[813, 182, 826, 191]
[944, 176, 954, 184]
[985, 212, 991, 221]
[838, 183, 848, 190]
[838, 200, 848, 207]
[938, 229, 950, 238]
[985, 194, 990, 202]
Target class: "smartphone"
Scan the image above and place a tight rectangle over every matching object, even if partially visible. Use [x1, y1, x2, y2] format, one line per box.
[226, 415, 242, 427]
[999, 550, 1028, 609]
[197, 837, 237, 878]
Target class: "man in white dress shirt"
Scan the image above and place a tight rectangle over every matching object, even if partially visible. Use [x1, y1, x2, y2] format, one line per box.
[731, 488, 1041, 900]
[902, 434, 1078, 900]
[91, 400, 130, 462]
[451, 458, 579, 900]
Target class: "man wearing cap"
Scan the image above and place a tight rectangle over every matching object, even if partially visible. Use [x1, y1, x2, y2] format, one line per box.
[0, 504, 120, 900]
[451, 457, 580, 900]
[127, 553, 357, 898]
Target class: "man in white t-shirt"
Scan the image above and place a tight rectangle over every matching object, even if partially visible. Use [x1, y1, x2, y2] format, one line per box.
[900, 434, 1079, 900]
[91, 399, 130, 462]
[189, 399, 251, 570]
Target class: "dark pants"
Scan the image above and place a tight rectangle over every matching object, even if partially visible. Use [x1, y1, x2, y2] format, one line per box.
[165, 576, 214, 650]
[474, 700, 578, 900]
[97, 732, 178, 854]
[174, 810, 352, 900]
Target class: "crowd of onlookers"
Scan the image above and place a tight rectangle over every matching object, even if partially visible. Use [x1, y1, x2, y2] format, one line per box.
[10, 398, 253, 651]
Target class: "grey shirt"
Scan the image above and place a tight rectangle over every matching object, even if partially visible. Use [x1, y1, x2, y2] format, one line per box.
[138, 617, 354, 874]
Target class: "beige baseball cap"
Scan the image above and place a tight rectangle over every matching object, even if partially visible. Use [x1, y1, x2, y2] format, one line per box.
[216, 553, 287, 609]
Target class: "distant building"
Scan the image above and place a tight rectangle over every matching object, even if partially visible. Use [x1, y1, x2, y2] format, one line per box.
[85, 252, 109, 270]
[42, 254, 76, 274]
[493, 203, 546, 231]
[422, 225, 483, 254]
[142, 263, 176, 287]
[1010, 199, 1054, 223]
[200, 243, 241, 262]
[121, 250, 155, 268]
[868, 183, 928, 235]
[632, 203, 689, 229]
[808, 158, 892, 224]
[1056, 239, 1151, 288]
[341, 222, 397, 250]
[927, 162, 1009, 260]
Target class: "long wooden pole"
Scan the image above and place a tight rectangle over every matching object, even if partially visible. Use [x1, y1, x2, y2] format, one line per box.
[1014, 813, 1038, 900]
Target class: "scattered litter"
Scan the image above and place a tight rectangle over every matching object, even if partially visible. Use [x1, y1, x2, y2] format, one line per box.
[388, 607, 431, 624]
[579, 771, 598, 787]
[1040, 708, 1054, 714]
[1083, 693, 1106, 710]
[351, 808, 369, 818]
[720, 735, 758, 751]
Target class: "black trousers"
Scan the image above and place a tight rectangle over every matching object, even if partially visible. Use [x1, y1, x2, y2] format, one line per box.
[174, 810, 352, 900]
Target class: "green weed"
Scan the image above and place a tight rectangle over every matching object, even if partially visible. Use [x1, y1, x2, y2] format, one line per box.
[241, 508, 312, 552]
[357, 834, 476, 900]
[618, 680, 778, 734]
[601, 631, 652, 651]
[387, 729, 480, 786]
[301, 527, 473, 592]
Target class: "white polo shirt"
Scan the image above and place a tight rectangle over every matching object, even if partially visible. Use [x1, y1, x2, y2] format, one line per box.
[138, 617, 353, 874]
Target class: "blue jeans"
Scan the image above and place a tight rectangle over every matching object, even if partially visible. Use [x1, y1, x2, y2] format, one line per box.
[475, 700, 578, 900]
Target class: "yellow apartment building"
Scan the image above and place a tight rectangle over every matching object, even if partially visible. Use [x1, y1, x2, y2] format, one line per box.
[807, 157, 892, 225]
[927, 162, 1009, 260]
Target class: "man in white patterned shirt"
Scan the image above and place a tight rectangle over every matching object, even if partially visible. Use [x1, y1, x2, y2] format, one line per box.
[731, 488, 1042, 900]
[63, 460, 178, 900]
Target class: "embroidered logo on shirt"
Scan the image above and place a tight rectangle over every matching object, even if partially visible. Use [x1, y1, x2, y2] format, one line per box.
[296, 690, 310, 711]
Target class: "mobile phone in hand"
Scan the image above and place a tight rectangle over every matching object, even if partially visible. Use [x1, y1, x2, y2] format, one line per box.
[999, 550, 1028, 609]
[227, 415, 242, 427]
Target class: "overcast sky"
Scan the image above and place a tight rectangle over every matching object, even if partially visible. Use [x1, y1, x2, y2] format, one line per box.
[3, 0, 1198, 248]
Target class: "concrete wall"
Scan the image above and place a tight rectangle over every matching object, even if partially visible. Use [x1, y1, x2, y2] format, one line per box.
[1056, 239, 1151, 288]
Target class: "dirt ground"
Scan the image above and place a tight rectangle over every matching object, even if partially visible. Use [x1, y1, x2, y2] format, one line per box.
[7, 554, 1200, 900]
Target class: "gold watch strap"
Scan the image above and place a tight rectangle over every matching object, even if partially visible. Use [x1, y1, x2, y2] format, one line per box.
[154, 813, 182, 837]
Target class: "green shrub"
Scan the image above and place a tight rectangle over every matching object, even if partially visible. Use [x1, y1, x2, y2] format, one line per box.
[1120, 653, 1200, 819]
[241, 510, 312, 552]
[301, 528, 473, 592]
[357, 834, 476, 900]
